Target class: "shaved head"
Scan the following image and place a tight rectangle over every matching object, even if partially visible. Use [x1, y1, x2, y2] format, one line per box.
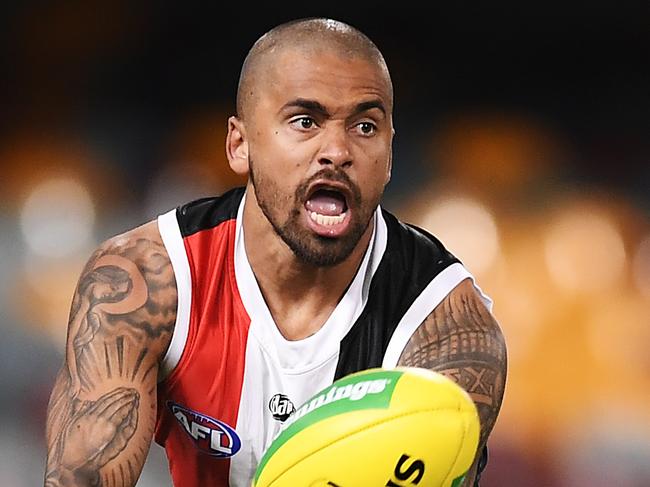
[226, 17, 395, 268]
[236, 18, 393, 121]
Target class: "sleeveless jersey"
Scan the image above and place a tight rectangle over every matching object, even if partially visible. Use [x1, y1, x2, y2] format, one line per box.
[154, 187, 492, 487]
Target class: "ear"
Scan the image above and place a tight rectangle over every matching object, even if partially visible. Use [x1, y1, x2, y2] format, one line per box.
[386, 151, 393, 185]
[385, 127, 395, 184]
[226, 116, 249, 176]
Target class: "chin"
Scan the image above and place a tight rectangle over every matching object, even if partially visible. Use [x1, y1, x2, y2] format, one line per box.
[283, 221, 372, 267]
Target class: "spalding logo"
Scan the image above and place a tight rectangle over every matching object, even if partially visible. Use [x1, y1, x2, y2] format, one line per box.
[168, 401, 241, 458]
[385, 454, 425, 486]
[269, 394, 295, 422]
[283, 378, 389, 430]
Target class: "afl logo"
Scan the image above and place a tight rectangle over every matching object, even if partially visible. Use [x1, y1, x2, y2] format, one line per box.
[269, 394, 295, 422]
[168, 401, 241, 458]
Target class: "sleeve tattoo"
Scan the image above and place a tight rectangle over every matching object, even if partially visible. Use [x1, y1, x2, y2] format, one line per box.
[44, 232, 177, 487]
[397, 279, 507, 453]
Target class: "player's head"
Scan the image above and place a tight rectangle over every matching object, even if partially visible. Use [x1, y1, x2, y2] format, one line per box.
[226, 18, 394, 267]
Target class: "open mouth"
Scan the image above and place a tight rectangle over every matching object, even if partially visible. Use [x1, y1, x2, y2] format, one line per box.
[304, 186, 349, 227]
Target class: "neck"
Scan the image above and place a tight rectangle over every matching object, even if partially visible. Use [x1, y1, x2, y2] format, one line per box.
[241, 188, 374, 340]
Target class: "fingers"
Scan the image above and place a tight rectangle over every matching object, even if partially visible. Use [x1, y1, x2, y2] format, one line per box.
[85, 387, 138, 421]
[74, 388, 141, 469]
[106, 403, 139, 456]
[93, 388, 140, 423]
[124, 396, 139, 434]
[94, 392, 141, 468]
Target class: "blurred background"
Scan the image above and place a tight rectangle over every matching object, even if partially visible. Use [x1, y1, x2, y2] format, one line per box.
[0, 1, 648, 486]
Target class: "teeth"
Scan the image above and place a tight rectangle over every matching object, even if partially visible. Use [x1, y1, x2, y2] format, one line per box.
[310, 211, 346, 226]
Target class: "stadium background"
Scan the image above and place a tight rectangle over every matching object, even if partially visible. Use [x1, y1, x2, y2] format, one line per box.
[0, 2, 648, 485]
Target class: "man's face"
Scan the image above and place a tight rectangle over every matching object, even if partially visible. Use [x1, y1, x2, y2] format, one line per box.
[245, 48, 394, 266]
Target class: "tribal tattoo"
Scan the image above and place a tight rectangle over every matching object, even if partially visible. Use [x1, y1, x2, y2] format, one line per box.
[397, 279, 507, 450]
[44, 225, 177, 487]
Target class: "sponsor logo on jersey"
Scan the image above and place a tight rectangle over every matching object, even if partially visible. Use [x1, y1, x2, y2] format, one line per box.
[268, 393, 295, 422]
[167, 401, 241, 458]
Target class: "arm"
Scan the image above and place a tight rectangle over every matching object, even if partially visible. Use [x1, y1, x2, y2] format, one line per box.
[44, 222, 177, 487]
[397, 278, 507, 486]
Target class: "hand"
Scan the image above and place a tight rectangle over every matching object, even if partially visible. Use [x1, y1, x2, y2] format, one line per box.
[60, 387, 140, 473]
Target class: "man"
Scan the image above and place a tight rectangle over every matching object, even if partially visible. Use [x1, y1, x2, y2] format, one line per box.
[44, 17, 506, 487]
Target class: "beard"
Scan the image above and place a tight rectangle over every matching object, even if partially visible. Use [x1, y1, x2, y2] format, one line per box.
[249, 160, 379, 267]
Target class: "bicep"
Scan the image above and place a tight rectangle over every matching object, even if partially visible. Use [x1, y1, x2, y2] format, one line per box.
[396, 278, 507, 484]
[45, 229, 176, 487]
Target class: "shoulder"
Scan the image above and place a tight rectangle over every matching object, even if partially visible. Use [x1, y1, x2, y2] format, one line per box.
[175, 186, 245, 237]
[374, 208, 461, 298]
[96, 220, 173, 286]
[381, 209, 460, 281]
[398, 278, 507, 444]
[400, 278, 505, 366]
[381, 208, 457, 264]
[101, 218, 167, 260]
[80, 218, 177, 357]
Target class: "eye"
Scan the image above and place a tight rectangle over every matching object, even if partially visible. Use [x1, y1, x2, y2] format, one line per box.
[355, 121, 377, 136]
[290, 116, 317, 130]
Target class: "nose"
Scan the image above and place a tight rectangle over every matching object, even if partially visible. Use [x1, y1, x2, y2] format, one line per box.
[317, 125, 352, 168]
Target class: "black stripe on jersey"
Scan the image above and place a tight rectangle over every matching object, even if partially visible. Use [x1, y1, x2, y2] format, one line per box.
[176, 187, 245, 238]
[334, 209, 459, 380]
[176, 187, 459, 374]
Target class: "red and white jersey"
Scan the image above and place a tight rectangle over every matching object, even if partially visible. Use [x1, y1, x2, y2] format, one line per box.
[154, 188, 491, 487]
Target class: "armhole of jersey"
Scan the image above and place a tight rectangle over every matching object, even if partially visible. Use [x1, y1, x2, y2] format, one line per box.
[382, 262, 493, 368]
[157, 209, 192, 382]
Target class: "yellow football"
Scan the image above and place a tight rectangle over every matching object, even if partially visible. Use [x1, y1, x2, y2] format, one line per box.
[252, 367, 480, 487]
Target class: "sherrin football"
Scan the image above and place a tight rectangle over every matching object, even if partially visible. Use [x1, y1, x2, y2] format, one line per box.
[252, 367, 480, 487]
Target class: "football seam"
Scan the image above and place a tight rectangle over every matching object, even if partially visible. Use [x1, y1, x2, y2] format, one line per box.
[268, 406, 475, 486]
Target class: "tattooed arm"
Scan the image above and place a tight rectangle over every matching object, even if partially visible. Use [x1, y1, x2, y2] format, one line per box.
[44, 222, 177, 487]
[397, 278, 507, 486]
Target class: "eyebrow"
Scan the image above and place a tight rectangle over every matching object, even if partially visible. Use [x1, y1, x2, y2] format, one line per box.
[281, 99, 330, 117]
[280, 98, 387, 118]
[351, 99, 386, 117]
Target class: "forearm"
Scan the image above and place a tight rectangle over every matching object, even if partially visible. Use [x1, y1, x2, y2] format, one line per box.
[44, 366, 154, 487]
[460, 459, 479, 486]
